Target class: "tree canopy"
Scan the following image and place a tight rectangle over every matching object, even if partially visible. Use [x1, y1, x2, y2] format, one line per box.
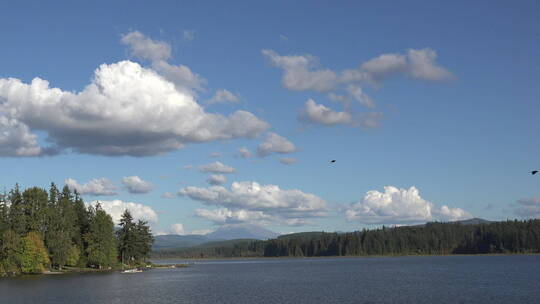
[0, 183, 154, 276]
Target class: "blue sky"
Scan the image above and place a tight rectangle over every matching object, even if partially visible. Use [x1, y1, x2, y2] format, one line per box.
[0, 0, 538, 235]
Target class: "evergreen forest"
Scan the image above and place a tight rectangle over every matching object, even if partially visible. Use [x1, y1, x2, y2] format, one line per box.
[152, 220, 540, 259]
[0, 183, 153, 276]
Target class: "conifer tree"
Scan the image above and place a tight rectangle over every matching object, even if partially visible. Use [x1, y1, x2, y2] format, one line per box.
[44, 183, 73, 269]
[117, 209, 136, 265]
[0, 191, 8, 233]
[8, 184, 26, 235]
[85, 203, 117, 269]
[22, 187, 49, 234]
[73, 189, 90, 254]
[134, 219, 154, 263]
[0, 229, 22, 273]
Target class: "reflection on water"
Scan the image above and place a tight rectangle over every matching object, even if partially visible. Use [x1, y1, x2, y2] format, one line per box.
[1, 255, 540, 304]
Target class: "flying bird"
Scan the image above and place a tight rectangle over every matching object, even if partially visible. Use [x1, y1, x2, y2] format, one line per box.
[331, 160, 336, 163]
[531, 170, 539, 175]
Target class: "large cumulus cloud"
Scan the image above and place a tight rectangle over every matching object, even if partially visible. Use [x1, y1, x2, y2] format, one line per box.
[0, 32, 268, 157]
[345, 186, 471, 225]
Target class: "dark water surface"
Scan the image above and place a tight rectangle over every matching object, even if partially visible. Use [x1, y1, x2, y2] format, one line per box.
[1, 255, 540, 303]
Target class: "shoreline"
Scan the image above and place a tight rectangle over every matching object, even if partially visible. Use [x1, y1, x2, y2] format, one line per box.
[1, 263, 188, 278]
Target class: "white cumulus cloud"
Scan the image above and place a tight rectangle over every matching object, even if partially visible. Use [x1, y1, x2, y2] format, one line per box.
[158, 223, 212, 236]
[262, 49, 339, 92]
[359, 53, 408, 81]
[121, 31, 172, 62]
[0, 61, 268, 156]
[207, 174, 227, 185]
[299, 99, 352, 126]
[151, 59, 207, 96]
[257, 132, 296, 157]
[195, 208, 271, 224]
[0, 116, 49, 157]
[406, 48, 454, 81]
[122, 176, 153, 194]
[65, 178, 117, 196]
[88, 199, 158, 224]
[170, 223, 186, 235]
[179, 181, 326, 227]
[0, 32, 269, 157]
[360, 48, 453, 83]
[208, 89, 240, 104]
[122, 31, 206, 95]
[345, 186, 471, 225]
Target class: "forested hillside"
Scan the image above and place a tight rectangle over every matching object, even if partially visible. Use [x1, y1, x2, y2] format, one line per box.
[0, 184, 153, 276]
[152, 220, 540, 258]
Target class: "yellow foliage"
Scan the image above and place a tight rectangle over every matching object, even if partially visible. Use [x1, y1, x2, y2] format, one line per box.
[20, 231, 50, 273]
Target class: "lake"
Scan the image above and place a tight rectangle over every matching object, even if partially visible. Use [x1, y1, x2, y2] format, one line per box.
[1, 255, 539, 303]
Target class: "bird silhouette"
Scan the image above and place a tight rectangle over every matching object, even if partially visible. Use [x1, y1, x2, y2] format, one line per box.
[331, 160, 336, 163]
[531, 170, 539, 175]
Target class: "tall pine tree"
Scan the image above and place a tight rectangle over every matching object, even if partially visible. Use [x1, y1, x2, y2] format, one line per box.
[45, 183, 73, 269]
[85, 203, 117, 269]
[8, 184, 26, 235]
[117, 210, 136, 265]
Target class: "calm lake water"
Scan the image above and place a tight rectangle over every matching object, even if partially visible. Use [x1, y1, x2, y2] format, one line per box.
[1, 255, 540, 304]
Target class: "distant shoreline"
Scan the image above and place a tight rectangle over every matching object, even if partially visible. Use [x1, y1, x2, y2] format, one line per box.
[151, 252, 540, 261]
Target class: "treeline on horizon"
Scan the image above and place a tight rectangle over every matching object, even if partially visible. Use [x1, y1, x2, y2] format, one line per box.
[0, 183, 154, 276]
[151, 220, 540, 259]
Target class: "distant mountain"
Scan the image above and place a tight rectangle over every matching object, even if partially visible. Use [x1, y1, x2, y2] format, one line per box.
[206, 224, 279, 240]
[194, 239, 258, 249]
[454, 218, 493, 225]
[150, 238, 260, 258]
[413, 217, 493, 227]
[153, 224, 278, 251]
[153, 234, 218, 250]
